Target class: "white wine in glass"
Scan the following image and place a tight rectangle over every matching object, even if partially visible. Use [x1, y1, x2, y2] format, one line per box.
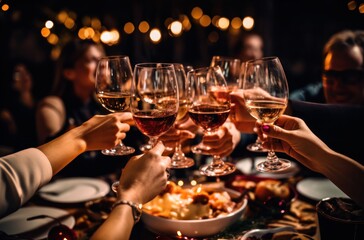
[95, 55, 135, 156]
[242, 56, 291, 172]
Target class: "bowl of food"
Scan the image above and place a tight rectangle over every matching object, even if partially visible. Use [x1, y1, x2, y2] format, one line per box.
[141, 181, 248, 238]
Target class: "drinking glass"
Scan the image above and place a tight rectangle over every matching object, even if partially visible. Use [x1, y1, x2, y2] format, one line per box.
[241, 56, 291, 172]
[95, 55, 135, 155]
[187, 66, 236, 176]
[169, 63, 195, 168]
[239, 61, 268, 153]
[130, 63, 179, 151]
[210, 55, 241, 92]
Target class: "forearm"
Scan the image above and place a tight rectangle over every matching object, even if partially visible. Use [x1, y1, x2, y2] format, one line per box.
[318, 149, 364, 209]
[37, 127, 86, 175]
[91, 204, 134, 240]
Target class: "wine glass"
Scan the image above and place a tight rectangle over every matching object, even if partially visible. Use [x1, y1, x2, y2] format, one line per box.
[95, 55, 135, 155]
[210, 55, 241, 92]
[168, 63, 195, 168]
[130, 63, 179, 151]
[187, 66, 236, 176]
[239, 61, 268, 153]
[241, 56, 291, 172]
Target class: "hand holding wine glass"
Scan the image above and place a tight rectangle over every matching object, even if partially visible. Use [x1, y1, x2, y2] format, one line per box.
[241, 56, 291, 172]
[187, 66, 236, 176]
[95, 55, 135, 155]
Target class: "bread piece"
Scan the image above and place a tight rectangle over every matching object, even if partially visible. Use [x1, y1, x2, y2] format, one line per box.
[255, 179, 290, 202]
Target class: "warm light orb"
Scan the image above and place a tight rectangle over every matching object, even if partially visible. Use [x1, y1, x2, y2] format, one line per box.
[100, 29, 120, 45]
[231, 17, 242, 29]
[191, 6, 203, 20]
[199, 15, 211, 27]
[45, 20, 54, 29]
[47, 33, 59, 45]
[190, 180, 197, 186]
[242, 16, 254, 30]
[149, 28, 162, 43]
[359, 3, 364, 13]
[41, 27, 51, 37]
[177, 180, 184, 186]
[124, 22, 135, 34]
[348, 1, 357, 10]
[217, 17, 230, 30]
[139, 21, 150, 33]
[170, 21, 183, 36]
[1, 4, 9, 11]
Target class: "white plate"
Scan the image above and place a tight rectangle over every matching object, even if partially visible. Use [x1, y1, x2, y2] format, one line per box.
[39, 177, 110, 203]
[296, 177, 348, 201]
[0, 206, 75, 239]
[235, 156, 300, 179]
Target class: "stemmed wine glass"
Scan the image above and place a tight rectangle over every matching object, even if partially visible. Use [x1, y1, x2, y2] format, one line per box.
[168, 63, 195, 168]
[131, 63, 179, 152]
[95, 55, 135, 155]
[187, 66, 236, 176]
[241, 56, 291, 172]
[240, 61, 268, 153]
[210, 55, 241, 92]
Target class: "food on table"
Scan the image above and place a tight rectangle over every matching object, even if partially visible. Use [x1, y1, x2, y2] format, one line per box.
[254, 179, 290, 202]
[143, 181, 238, 220]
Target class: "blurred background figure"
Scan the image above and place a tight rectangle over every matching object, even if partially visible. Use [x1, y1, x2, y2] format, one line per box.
[290, 29, 364, 106]
[237, 32, 264, 62]
[36, 39, 141, 177]
[0, 62, 37, 155]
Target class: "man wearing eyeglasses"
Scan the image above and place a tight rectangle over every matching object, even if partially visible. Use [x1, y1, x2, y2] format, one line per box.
[290, 29, 364, 106]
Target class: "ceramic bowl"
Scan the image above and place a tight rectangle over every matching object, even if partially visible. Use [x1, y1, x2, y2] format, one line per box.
[141, 187, 248, 238]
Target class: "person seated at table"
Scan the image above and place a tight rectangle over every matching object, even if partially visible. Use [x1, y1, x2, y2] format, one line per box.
[290, 29, 364, 106]
[0, 112, 170, 220]
[254, 115, 364, 209]
[36, 39, 144, 178]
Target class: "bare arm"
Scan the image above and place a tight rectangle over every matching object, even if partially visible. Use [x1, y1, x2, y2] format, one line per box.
[38, 113, 132, 174]
[256, 115, 364, 208]
[91, 142, 170, 240]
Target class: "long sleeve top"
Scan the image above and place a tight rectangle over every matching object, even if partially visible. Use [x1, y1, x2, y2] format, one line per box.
[0, 148, 52, 218]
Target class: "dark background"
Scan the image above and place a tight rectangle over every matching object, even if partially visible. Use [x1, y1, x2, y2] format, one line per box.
[1, 0, 363, 101]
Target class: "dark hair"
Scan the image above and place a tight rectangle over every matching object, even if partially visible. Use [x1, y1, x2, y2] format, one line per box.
[51, 39, 105, 96]
[323, 30, 364, 69]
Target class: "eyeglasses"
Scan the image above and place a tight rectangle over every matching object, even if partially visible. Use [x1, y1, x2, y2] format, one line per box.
[322, 69, 364, 86]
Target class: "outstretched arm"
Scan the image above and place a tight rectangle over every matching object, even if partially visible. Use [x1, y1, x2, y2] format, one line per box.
[256, 115, 364, 208]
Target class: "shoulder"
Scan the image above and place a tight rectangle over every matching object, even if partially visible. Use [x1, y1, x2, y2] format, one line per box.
[37, 96, 65, 119]
[38, 96, 64, 111]
[290, 83, 323, 102]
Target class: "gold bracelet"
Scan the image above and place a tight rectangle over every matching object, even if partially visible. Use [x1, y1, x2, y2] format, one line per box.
[112, 200, 143, 224]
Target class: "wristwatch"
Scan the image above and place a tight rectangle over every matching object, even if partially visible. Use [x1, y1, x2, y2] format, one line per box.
[112, 200, 143, 224]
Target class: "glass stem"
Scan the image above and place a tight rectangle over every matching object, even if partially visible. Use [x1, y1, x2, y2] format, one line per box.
[149, 137, 158, 149]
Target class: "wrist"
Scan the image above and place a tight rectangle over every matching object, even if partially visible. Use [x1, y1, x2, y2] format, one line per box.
[112, 199, 143, 224]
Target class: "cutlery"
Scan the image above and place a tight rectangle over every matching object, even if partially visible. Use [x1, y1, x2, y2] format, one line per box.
[241, 226, 296, 240]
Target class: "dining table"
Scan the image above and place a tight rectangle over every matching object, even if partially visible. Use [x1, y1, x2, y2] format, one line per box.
[1, 154, 325, 240]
